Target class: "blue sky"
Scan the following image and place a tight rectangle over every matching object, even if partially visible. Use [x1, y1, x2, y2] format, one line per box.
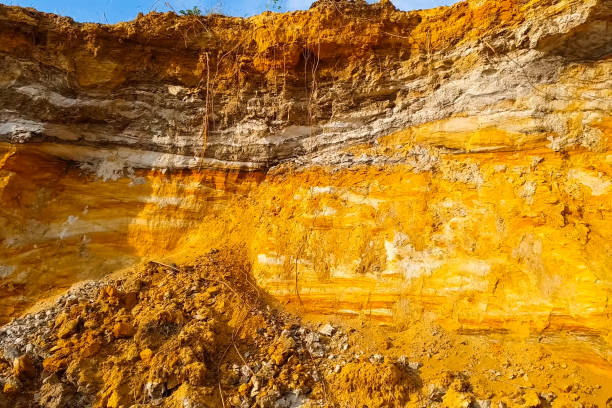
[1, 0, 457, 22]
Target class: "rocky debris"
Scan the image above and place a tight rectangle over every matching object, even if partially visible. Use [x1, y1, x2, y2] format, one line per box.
[268, 334, 296, 365]
[304, 332, 326, 359]
[0, 250, 389, 406]
[38, 374, 88, 408]
[0, 251, 346, 407]
[397, 355, 420, 371]
[274, 390, 307, 408]
[0, 249, 606, 407]
[0, 280, 104, 360]
[2, 376, 19, 394]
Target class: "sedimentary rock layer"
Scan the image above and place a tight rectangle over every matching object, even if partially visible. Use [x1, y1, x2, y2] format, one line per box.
[0, 0, 611, 367]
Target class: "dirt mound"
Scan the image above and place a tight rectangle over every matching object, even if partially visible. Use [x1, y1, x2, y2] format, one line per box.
[0, 247, 329, 407]
[1, 247, 396, 407]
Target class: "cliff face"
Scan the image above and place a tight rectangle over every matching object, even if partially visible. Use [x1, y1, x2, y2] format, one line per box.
[0, 0, 611, 368]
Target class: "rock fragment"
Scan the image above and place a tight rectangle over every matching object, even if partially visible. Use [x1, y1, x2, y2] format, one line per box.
[318, 324, 335, 337]
[12, 354, 36, 379]
[112, 322, 136, 338]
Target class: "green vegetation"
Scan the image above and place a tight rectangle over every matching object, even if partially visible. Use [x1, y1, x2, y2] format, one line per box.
[179, 6, 202, 16]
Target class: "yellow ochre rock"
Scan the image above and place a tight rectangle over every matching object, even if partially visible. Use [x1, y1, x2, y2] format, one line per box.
[12, 355, 35, 379]
[112, 322, 136, 338]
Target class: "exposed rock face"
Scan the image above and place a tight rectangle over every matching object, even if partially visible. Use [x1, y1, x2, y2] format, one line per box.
[0, 0, 611, 372]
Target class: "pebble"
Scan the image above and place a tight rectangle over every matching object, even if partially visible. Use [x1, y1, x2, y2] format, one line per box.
[139, 348, 153, 361]
[238, 383, 250, 395]
[370, 354, 384, 364]
[408, 361, 420, 370]
[251, 377, 261, 393]
[3, 380, 18, 394]
[319, 323, 335, 337]
[240, 365, 251, 378]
